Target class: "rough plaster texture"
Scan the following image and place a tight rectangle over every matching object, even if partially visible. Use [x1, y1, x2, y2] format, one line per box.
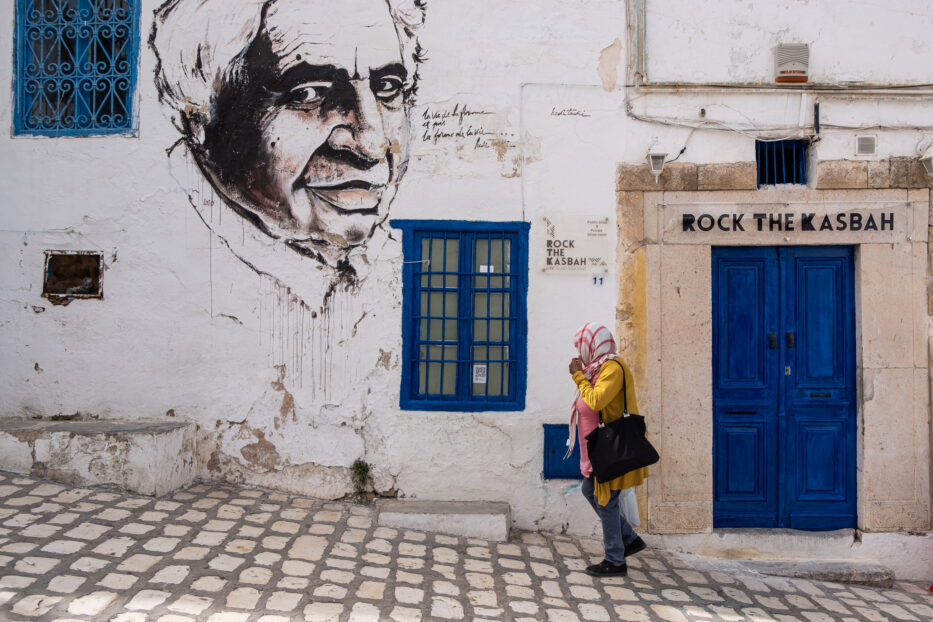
[0, 420, 196, 496]
[0, 0, 931, 545]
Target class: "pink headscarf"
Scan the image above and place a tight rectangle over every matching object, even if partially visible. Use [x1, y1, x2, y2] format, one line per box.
[574, 323, 618, 383]
[565, 323, 617, 459]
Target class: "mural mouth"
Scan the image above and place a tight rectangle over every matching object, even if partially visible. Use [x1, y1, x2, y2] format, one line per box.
[306, 181, 386, 212]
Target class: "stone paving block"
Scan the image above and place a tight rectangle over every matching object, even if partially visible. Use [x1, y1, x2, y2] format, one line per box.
[208, 553, 245, 571]
[11, 593, 62, 617]
[15, 555, 60, 574]
[99, 572, 139, 590]
[304, 601, 344, 621]
[68, 590, 118, 615]
[278, 576, 309, 590]
[42, 539, 85, 555]
[389, 605, 422, 621]
[152, 564, 191, 584]
[226, 586, 261, 609]
[313, 583, 347, 599]
[265, 590, 302, 611]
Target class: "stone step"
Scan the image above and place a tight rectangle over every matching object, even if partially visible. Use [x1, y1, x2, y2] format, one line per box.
[742, 560, 895, 588]
[0, 418, 196, 496]
[653, 528, 930, 582]
[374, 499, 511, 541]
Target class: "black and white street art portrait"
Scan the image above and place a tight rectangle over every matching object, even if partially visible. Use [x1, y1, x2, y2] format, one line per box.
[151, 0, 426, 306]
[151, 0, 427, 392]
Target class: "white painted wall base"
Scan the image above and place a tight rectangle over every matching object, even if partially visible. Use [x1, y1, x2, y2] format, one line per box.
[0, 419, 197, 496]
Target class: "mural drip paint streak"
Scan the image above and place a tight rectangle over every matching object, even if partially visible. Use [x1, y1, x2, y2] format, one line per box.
[151, 0, 427, 388]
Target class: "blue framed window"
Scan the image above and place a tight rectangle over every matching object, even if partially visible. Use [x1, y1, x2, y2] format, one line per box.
[14, 0, 141, 136]
[756, 139, 808, 187]
[392, 220, 529, 411]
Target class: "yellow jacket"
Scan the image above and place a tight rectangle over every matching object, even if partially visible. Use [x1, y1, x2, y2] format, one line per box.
[573, 357, 649, 506]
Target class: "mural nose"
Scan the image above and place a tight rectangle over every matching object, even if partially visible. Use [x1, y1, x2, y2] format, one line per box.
[328, 86, 388, 163]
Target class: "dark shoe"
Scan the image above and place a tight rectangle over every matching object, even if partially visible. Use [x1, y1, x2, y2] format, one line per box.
[585, 559, 628, 577]
[625, 536, 647, 558]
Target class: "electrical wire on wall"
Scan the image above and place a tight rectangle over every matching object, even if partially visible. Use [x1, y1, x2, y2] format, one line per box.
[625, 98, 933, 142]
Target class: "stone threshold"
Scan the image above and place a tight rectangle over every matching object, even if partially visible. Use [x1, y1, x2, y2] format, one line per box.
[644, 528, 931, 582]
[741, 559, 894, 588]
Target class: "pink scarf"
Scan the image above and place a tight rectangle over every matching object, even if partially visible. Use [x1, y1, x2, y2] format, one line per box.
[565, 323, 617, 461]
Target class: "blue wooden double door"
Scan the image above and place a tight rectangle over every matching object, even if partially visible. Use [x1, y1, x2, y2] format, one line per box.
[712, 246, 857, 530]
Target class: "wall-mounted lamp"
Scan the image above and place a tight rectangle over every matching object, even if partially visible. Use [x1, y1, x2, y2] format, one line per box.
[918, 140, 933, 176]
[646, 141, 668, 183]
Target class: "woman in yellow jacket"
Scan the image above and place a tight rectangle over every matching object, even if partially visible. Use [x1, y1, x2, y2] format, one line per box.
[568, 323, 648, 577]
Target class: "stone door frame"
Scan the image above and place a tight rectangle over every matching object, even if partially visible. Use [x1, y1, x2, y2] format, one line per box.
[615, 161, 932, 534]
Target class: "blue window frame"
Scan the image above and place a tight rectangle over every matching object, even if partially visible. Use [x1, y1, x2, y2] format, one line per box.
[14, 0, 141, 136]
[756, 139, 808, 187]
[392, 220, 529, 411]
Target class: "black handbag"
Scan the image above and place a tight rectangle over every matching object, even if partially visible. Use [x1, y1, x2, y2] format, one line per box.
[584, 359, 660, 483]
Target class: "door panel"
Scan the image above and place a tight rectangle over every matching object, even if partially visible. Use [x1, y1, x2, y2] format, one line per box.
[718, 422, 768, 498]
[713, 246, 856, 530]
[712, 248, 779, 525]
[783, 247, 856, 529]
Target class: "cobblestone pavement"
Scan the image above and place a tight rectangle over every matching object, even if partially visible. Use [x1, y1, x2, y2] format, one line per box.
[0, 472, 930, 622]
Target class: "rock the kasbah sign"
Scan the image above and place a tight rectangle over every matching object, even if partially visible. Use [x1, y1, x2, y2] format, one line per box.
[541, 215, 611, 273]
[661, 202, 911, 245]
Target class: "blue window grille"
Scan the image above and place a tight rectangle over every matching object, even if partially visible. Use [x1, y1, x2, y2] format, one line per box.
[14, 0, 141, 136]
[392, 220, 529, 411]
[756, 139, 808, 187]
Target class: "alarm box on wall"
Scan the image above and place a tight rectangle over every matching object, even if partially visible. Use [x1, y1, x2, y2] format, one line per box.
[775, 43, 809, 83]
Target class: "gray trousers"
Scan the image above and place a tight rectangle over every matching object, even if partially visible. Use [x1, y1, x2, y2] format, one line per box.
[581, 477, 639, 564]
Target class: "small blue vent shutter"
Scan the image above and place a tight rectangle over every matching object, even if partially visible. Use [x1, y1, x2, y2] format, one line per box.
[543, 424, 583, 479]
[756, 140, 808, 187]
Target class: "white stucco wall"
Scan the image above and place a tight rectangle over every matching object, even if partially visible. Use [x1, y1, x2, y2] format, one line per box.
[1, 0, 931, 537]
[646, 0, 933, 85]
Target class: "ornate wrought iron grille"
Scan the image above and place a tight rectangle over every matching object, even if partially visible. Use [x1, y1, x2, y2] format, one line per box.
[14, 0, 140, 136]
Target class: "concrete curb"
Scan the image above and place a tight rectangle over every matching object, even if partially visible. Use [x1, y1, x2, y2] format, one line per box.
[741, 560, 896, 588]
[374, 499, 511, 541]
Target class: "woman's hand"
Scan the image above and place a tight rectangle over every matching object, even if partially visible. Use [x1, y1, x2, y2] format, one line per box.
[569, 357, 583, 374]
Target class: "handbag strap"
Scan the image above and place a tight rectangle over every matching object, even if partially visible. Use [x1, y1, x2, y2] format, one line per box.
[598, 358, 629, 425]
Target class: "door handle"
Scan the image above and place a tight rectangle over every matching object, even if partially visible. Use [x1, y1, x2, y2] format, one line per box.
[786, 331, 795, 348]
[768, 333, 777, 349]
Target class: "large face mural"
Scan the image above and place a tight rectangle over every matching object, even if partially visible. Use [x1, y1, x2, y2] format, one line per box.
[151, 0, 426, 275]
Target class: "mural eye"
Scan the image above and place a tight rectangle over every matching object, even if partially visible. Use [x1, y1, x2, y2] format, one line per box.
[373, 76, 404, 101]
[284, 82, 332, 108]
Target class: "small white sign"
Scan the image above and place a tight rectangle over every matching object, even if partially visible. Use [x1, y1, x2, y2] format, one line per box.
[472, 365, 488, 384]
[478, 265, 493, 273]
[541, 215, 611, 273]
